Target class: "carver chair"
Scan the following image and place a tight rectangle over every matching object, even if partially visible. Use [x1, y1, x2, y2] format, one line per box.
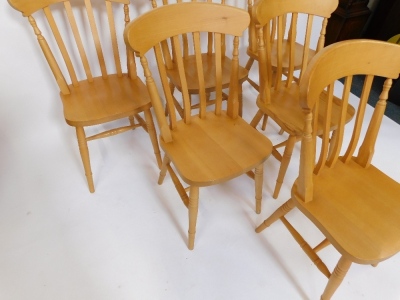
[256, 39, 400, 299]
[250, 0, 355, 198]
[125, 2, 273, 249]
[149, 0, 249, 117]
[7, 0, 162, 193]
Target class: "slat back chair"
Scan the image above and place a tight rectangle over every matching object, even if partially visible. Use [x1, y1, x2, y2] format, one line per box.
[125, 2, 273, 250]
[148, 0, 249, 117]
[249, 0, 354, 199]
[256, 39, 400, 299]
[245, 0, 324, 91]
[8, 0, 162, 192]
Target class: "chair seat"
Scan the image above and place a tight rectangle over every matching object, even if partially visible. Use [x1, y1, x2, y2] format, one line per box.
[256, 83, 355, 135]
[166, 53, 248, 93]
[161, 111, 273, 186]
[61, 74, 151, 126]
[247, 40, 316, 71]
[293, 157, 400, 264]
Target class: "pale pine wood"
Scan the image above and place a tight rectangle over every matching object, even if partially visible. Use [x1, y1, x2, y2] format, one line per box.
[257, 39, 400, 299]
[254, 164, 264, 214]
[84, 0, 107, 78]
[249, 0, 355, 199]
[321, 257, 352, 300]
[106, 1, 123, 77]
[148, 0, 249, 117]
[76, 126, 94, 192]
[8, 0, 162, 192]
[188, 186, 199, 250]
[245, 1, 319, 91]
[281, 216, 331, 278]
[125, 2, 273, 249]
[64, 1, 94, 82]
[313, 238, 331, 253]
[43, 6, 79, 86]
[27, 15, 70, 95]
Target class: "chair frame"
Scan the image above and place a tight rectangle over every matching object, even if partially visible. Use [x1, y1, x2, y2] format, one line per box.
[8, 0, 162, 192]
[125, 2, 273, 249]
[149, 0, 249, 117]
[256, 39, 400, 299]
[249, 0, 348, 199]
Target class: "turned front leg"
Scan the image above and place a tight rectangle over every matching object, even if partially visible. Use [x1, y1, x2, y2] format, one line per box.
[321, 256, 352, 300]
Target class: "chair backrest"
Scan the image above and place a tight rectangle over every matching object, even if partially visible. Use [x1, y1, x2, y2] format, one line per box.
[247, 0, 287, 56]
[297, 39, 400, 202]
[8, 0, 137, 95]
[252, 0, 338, 104]
[124, 2, 249, 142]
[149, 0, 228, 60]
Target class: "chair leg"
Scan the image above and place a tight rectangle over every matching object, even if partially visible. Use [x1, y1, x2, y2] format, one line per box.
[273, 135, 297, 199]
[255, 198, 295, 233]
[76, 126, 95, 193]
[313, 238, 331, 252]
[158, 154, 170, 185]
[143, 109, 162, 169]
[250, 109, 264, 128]
[321, 256, 352, 300]
[261, 114, 268, 131]
[245, 57, 254, 71]
[188, 186, 199, 250]
[255, 163, 264, 214]
[245, 57, 261, 91]
[128, 116, 135, 127]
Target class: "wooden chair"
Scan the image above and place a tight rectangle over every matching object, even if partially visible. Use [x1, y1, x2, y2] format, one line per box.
[8, 0, 162, 193]
[148, 0, 249, 117]
[256, 39, 400, 299]
[245, 0, 321, 92]
[125, 2, 273, 249]
[250, 0, 355, 198]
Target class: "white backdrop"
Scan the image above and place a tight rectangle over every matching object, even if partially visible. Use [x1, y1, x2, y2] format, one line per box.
[1, 1, 400, 300]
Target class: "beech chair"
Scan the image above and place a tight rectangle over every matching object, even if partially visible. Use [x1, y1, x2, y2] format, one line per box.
[148, 0, 249, 117]
[256, 39, 400, 299]
[249, 0, 355, 198]
[7, 0, 162, 193]
[125, 2, 273, 250]
[245, 0, 322, 92]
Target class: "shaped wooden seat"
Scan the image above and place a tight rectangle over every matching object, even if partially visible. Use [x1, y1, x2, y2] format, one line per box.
[256, 39, 400, 299]
[249, 0, 355, 199]
[125, 2, 273, 249]
[149, 0, 249, 117]
[8, 0, 162, 192]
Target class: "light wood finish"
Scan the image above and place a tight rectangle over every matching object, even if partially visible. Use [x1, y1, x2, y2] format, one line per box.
[8, 0, 162, 192]
[250, 0, 355, 199]
[125, 2, 273, 249]
[246, 0, 317, 92]
[149, 0, 249, 117]
[256, 39, 400, 299]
